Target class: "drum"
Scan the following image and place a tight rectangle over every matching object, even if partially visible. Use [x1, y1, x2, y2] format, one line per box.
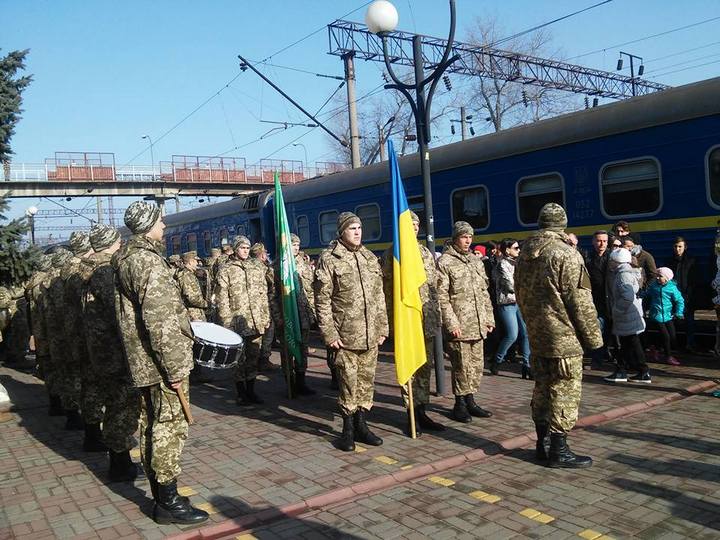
[190, 321, 243, 369]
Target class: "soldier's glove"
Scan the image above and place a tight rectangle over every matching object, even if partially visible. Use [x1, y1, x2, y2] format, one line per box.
[557, 357, 573, 380]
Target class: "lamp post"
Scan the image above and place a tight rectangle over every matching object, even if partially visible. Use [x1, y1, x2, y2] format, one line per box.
[293, 143, 309, 175]
[366, 0, 459, 396]
[142, 135, 155, 180]
[26, 205, 38, 246]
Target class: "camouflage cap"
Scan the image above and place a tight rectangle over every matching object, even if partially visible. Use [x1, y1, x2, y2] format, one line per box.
[124, 201, 161, 234]
[290, 233, 301, 245]
[337, 211, 361, 235]
[36, 254, 53, 272]
[409, 211, 420, 224]
[537, 203, 568, 231]
[51, 248, 73, 266]
[250, 242, 266, 257]
[182, 250, 199, 262]
[168, 254, 181, 265]
[232, 235, 251, 249]
[89, 224, 120, 251]
[210, 248, 221, 256]
[452, 221, 474, 239]
[69, 231, 92, 255]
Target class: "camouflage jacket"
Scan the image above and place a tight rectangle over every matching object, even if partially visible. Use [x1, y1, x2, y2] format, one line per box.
[84, 251, 130, 379]
[214, 256, 272, 336]
[114, 235, 194, 387]
[176, 267, 208, 321]
[61, 256, 93, 366]
[437, 245, 495, 341]
[381, 242, 441, 337]
[43, 265, 70, 352]
[0, 287, 10, 337]
[515, 229, 603, 358]
[25, 271, 50, 354]
[271, 252, 315, 331]
[314, 240, 389, 349]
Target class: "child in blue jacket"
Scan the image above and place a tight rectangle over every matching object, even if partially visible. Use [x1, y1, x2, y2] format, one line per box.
[645, 267, 685, 365]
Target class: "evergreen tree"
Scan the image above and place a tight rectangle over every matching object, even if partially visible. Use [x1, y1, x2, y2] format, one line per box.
[1, 48, 33, 175]
[0, 193, 39, 286]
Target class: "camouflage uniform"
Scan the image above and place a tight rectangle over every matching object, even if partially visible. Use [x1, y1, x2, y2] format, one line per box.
[176, 252, 208, 322]
[114, 202, 195, 486]
[515, 204, 602, 470]
[1, 285, 30, 363]
[437, 227, 495, 398]
[0, 287, 11, 346]
[215, 240, 272, 382]
[315, 232, 389, 415]
[251, 243, 276, 366]
[24, 256, 53, 379]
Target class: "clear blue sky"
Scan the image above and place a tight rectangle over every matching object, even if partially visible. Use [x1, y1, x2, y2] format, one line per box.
[3, 0, 719, 232]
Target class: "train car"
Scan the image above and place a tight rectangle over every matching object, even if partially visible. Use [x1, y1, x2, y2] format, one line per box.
[163, 76, 720, 300]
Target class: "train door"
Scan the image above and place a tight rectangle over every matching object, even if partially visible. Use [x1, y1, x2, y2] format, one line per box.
[249, 216, 261, 243]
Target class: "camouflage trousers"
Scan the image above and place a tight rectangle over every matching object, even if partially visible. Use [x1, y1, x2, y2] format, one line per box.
[59, 363, 82, 411]
[83, 374, 140, 452]
[260, 321, 275, 361]
[37, 354, 60, 396]
[530, 355, 583, 434]
[139, 378, 189, 485]
[401, 338, 434, 407]
[448, 339, 484, 396]
[336, 346, 378, 415]
[235, 334, 262, 382]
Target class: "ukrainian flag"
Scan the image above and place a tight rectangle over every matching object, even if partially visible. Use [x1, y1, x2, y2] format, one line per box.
[388, 139, 427, 386]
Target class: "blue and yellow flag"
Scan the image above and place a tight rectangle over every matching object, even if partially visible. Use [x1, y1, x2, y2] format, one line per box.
[388, 139, 427, 386]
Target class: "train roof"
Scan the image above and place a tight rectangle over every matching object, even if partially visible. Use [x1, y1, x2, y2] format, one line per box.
[281, 76, 720, 204]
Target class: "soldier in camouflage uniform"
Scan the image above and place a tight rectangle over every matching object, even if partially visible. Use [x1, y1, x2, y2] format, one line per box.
[61, 232, 100, 445]
[437, 221, 496, 423]
[315, 212, 389, 452]
[0, 287, 11, 350]
[252, 242, 278, 372]
[176, 251, 208, 321]
[114, 201, 208, 525]
[381, 211, 445, 435]
[515, 203, 603, 469]
[82, 224, 140, 480]
[168, 254, 182, 272]
[44, 247, 85, 429]
[215, 235, 272, 405]
[0, 284, 30, 365]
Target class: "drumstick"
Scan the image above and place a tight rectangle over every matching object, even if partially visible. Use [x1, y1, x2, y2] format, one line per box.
[176, 386, 194, 425]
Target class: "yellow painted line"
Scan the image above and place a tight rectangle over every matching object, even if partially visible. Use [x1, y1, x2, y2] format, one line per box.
[578, 530, 603, 540]
[469, 490, 502, 503]
[129, 448, 141, 459]
[597, 536, 615, 540]
[519, 508, 555, 523]
[401, 464, 413, 470]
[428, 476, 455, 487]
[177, 486, 197, 497]
[354, 445, 367, 453]
[195, 502, 220, 515]
[375, 455, 398, 465]
[236, 534, 258, 540]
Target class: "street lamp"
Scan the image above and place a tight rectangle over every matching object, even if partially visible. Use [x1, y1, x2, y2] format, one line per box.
[366, 0, 459, 395]
[292, 143, 309, 175]
[26, 205, 38, 246]
[142, 135, 155, 180]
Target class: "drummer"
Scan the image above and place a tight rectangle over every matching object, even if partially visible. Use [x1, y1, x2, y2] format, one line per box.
[176, 251, 208, 322]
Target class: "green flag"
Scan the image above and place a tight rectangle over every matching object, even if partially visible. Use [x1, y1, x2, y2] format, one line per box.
[274, 172, 304, 369]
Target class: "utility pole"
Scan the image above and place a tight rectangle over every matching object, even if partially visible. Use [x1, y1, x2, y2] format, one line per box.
[342, 52, 362, 168]
[460, 106, 467, 140]
[96, 197, 103, 225]
[378, 124, 386, 162]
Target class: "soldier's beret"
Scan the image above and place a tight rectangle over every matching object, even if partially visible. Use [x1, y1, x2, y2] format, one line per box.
[124, 201, 161, 234]
[210, 248, 221, 256]
[232, 235, 251, 249]
[89, 224, 120, 251]
[537, 203, 568, 231]
[250, 242, 266, 256]
[36, 254, 53, 272]
[409, 211, 420, 224]
[337, 212, 361, 235]
[50, 248, 73, 266]
[290, 233, 301, 245]
[168, 254, 181, 264]
[69, 231, 92, 255]
[182, 250, 199, 262]
[452, 221, 474, 239]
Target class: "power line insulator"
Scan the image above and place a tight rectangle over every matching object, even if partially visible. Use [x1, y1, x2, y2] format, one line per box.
[443, 75, 452, 91]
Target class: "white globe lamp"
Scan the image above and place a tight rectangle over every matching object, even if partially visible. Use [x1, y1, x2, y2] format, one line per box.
[26, 205, 38, 217]
[365, 0, 399, 34]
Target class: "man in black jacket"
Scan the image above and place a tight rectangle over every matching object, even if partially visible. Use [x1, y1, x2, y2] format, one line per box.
[585, 230, 612, 369]
[668, 236, 698, 351]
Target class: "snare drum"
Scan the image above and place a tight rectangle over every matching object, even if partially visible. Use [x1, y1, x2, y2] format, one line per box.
[190, 321, 243, 369]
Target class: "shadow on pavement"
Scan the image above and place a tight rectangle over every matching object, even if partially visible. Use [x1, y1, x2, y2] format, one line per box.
[607, 454, 720, 482]
[591, 426, 720, 455]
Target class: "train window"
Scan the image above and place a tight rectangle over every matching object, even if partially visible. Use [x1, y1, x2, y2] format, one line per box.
[707, 146, 720, 207]
[296, 215, 310, 247]
[517, 173, 564, 226]
[600, 158, 661, 217]
[451, 185, 490, 231]
[203, 231, 212, 254]
[319, 211, 338, 244]
[355, 203, 381, 241]
[187, 233, 198, 253]
[219, 228, 229, 246]
[171, 236, 181, 255]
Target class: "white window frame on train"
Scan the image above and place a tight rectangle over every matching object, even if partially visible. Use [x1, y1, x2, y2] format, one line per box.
[516, 173, 565, 227]
[318, 210, 339, 245]
[599, 156, 663, 219]
[295, 215, 310, 247]
[354, 203, 382, 241]
[449, 184, 491, 232]
[186, 232, 198, 253]
[705, 144, 720, 210]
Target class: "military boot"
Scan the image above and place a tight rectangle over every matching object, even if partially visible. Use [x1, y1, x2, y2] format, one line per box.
[235, 381, 252, 406]
[295, 372, 316, 396]
[83, 423, 108, 452]
[535, 423, 550, 461]
[464, 394, 492, 418]
[246, 379, 264, 404]
[48, 395, 64, 416]
[153, 479, 209, 525]
[453, 396, 472, 423]
[416, 404, 445, 431]
[353, 409, 383, 446]
[64, 409, 84, 430]
[337, 414, 355, 452]
[548, 433, 593, 469]
[108, 450, 139, 482]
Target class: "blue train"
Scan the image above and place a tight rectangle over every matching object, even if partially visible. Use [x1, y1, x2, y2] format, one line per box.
[163, 77, 720, 302]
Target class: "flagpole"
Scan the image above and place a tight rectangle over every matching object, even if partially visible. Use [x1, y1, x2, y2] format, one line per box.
[407, 378, 417, 439]
[281, 337, 294, 399]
